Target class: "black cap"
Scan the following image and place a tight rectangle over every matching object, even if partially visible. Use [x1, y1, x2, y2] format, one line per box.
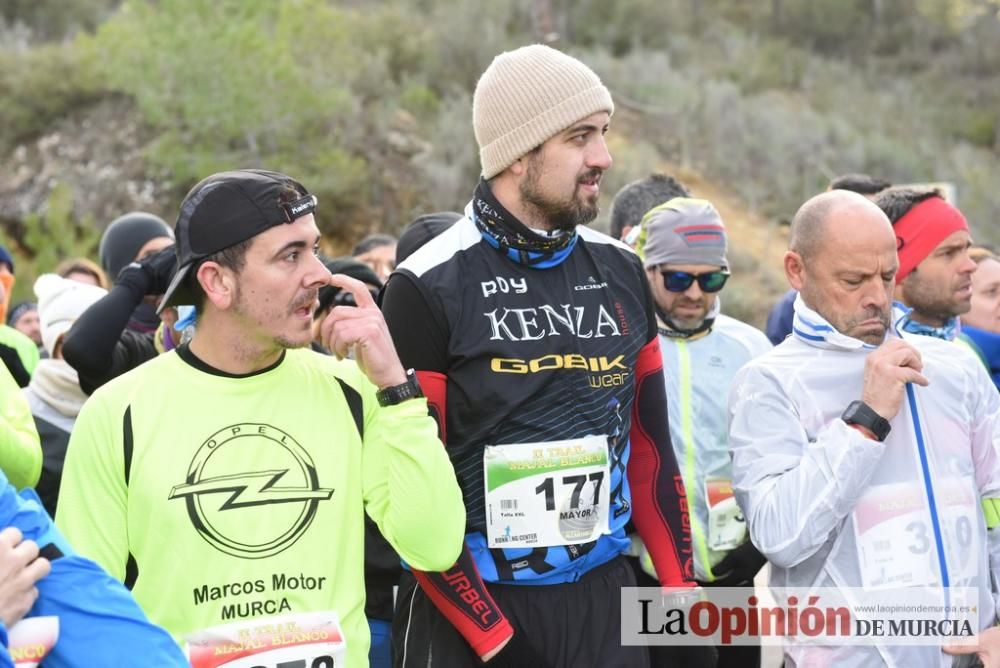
[157, 169, 317, 313]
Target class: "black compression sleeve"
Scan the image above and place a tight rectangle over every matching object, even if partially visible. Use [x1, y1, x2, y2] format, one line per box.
[381, 271, 450, 373]
[61, 275, 152, 394]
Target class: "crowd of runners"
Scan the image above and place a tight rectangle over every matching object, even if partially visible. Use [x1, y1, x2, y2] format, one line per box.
[1, 43, 1000, 668]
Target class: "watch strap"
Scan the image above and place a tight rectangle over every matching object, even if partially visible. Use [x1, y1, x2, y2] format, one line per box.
[376, 369, 423, 407]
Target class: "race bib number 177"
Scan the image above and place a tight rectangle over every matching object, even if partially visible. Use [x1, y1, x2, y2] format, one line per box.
[483, 435, 610, 549]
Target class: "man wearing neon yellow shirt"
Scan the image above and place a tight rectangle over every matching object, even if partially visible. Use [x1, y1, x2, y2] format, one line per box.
[57, 169, 465, 667]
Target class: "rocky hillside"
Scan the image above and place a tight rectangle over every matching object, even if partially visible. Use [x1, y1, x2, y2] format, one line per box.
[2, 0, 997, 326]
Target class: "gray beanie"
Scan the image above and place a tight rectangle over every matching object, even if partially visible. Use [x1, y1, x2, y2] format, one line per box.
[638, 198, 728, 269]
[473, 44, 614, 180]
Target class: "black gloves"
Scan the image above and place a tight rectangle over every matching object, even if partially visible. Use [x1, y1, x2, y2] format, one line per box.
[710, 540, 767, 586]
[0, 343, 30, 387]
[115, 245, 177, 297]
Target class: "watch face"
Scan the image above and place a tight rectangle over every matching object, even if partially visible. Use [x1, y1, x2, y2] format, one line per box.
[843, 401, 889, 441]
[843, 401, 863, 423]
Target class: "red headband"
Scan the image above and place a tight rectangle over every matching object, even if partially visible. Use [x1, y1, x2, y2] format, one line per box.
[894, 197, 968, 283]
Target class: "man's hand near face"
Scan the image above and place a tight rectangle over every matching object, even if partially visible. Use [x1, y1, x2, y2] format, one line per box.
[319, 274, 407, 389]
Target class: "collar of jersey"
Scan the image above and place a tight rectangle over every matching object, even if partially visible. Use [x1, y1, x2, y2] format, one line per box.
[176, 342, 286, 378]
[898, 311, 959, 341]
[466, 200, 578, 269]
[791, 294, 907, 351]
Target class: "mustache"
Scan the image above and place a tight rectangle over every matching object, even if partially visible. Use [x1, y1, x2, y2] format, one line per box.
[291, 291, 318, 312]
[847, 306, 890, 328]
[578, 168, 603, 183]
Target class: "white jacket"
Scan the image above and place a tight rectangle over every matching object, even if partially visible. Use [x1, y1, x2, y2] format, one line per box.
[728, 296, 1000, 667]
[659, 313, 771, 581]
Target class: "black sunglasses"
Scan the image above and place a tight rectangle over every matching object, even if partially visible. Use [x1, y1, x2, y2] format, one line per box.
[660, 270, 730, 293]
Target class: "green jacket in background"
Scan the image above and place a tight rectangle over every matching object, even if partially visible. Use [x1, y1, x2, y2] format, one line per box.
[0, 361, 42, 488]
[0, 324, 40, 377]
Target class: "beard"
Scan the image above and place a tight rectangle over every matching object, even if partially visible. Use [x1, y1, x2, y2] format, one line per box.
[828, 307, 892, 346]
[232, 283, 318, 350]
[841, 306, 891, 344]
[665, 297, 711, 331]
[799, 281, 892, 345]
[519, 161, 601, 232]
[901, 272, 971, 323]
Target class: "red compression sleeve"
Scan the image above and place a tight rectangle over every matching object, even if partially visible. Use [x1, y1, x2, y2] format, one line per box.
[627, 337, 695, 586]
[411, 369, 514, 656]
[415, 370, 447, 443]
[412, 550, 513, 657]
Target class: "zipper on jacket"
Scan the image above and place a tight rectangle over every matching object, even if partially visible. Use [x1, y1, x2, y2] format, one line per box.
[906, 384, 950, 588]
[677, 340, 713, 581]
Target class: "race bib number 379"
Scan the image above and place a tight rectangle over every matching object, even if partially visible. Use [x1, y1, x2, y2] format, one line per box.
[186, 611, 346, 668]
[484, 435, 610, 548]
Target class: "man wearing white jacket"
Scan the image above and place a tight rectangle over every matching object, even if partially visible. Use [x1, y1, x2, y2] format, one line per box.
[729, 189, 1000, 667]
[635, 197, 771, 667]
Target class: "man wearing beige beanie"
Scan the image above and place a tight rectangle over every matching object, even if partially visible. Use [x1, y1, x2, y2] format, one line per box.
[383, 44, 697, 667]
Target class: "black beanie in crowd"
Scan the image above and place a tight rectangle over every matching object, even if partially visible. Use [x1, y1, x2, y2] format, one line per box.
[395, 212, 462, 265]
[99, 212, 174, 280]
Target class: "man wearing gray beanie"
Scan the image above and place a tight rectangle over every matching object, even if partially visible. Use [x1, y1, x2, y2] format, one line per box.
[636, 197, 771, 667]
[383, 44, 697, 667]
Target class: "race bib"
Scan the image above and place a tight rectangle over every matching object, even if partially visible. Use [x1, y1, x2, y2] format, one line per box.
[853, 482, 938, 589]
[8, 617, 58, 668]
[186, 611, 346, 668]
[934, 476, 979, 586]
[483, 435, 610, 548]
[704, 477, 746, 551]
[853, 479, 980, 590]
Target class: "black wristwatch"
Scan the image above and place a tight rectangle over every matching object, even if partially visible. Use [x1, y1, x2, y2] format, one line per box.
[376, 369, 423, 406]
[842, 400, 891, 442]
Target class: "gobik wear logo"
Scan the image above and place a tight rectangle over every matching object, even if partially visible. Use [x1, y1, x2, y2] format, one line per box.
[168, 423, 334, 559]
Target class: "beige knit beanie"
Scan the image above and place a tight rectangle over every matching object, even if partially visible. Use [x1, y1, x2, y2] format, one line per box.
[473, 44, 614, 180]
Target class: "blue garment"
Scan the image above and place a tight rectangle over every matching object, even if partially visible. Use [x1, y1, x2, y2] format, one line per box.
[0, 622, 10, 668]
[0, 472, 187, 666]
[961, 325, 1000, 391]
[368, 617, 392, 668]
[764, 289, 796, 345]
[899, 313, 958, 341]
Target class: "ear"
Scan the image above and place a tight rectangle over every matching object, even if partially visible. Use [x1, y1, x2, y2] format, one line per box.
[508, 155, 527, 177]
[196, 261, 238, 311]
[784, 250, 806, 291]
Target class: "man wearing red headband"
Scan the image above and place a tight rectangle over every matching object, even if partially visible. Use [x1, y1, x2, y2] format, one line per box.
[875, 187, 977, 340]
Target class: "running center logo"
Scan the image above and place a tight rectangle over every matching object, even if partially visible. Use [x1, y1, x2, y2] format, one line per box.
[169, 424, 334, 559]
